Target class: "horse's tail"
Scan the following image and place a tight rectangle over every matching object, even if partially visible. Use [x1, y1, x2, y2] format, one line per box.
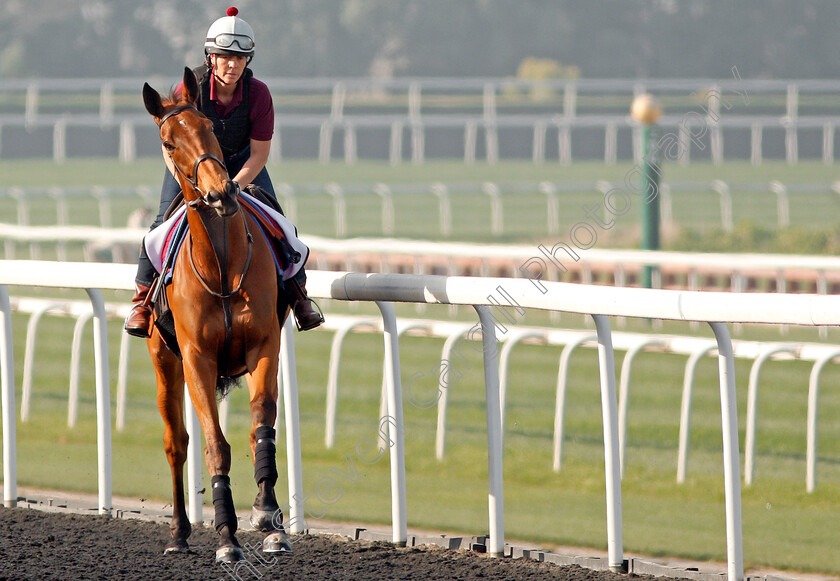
[216, 376, 242, 401]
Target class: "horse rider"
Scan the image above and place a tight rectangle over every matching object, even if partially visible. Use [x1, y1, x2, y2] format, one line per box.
[124, 6, 323, 338]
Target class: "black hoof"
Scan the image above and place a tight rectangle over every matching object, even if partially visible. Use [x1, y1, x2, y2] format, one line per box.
[249, 506, 278, 532]
[216, 545, 245, 563]
[262, 530, 293, 555]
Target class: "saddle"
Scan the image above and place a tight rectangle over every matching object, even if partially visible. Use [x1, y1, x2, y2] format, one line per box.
[151, 184, 295, 360]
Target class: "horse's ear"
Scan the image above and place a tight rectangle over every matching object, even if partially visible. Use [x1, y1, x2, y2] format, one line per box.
[142, 82, 165, 120]
[182, 67, 199, 105]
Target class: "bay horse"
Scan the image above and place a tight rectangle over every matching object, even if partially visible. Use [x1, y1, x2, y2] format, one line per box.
[142, 68, 291, 563]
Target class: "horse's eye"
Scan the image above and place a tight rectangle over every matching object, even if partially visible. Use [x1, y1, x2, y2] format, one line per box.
[163, 141, 176, 151]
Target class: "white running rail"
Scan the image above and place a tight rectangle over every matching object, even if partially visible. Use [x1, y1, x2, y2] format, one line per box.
[3, 262, 840, 579]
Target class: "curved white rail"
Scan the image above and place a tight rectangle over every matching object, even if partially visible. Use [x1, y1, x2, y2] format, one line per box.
[4, 261, 840, 580]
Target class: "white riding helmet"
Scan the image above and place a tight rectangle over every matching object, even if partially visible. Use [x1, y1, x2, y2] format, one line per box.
[204, 6, 255, 58]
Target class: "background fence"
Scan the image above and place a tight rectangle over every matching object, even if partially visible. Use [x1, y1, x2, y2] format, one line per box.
[3, 77, 840, 164]
[4, 179, 840, 252]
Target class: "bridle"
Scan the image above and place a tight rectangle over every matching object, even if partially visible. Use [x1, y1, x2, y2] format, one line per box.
[156, 103, 253, 302]
[156, 104, 234, 208]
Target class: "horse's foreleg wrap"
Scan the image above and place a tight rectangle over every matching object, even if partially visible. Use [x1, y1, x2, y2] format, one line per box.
[254, 425, 278, 486]
[211, 475, 238, 534]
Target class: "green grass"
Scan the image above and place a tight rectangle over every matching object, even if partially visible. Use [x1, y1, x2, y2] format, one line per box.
[3, 159, 840, 244]
[2, 304, 840, 575]
[3, 158, 840, 575]
[4, 158, 840, 187]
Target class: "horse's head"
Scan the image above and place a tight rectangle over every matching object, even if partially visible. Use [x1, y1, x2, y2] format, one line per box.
[143, 67, 240, 218]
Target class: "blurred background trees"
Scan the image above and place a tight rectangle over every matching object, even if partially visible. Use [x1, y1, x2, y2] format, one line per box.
[1, 0, 838, 79]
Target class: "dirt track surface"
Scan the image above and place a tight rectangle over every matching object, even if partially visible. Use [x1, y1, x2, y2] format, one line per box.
[0, 507, 663, 581]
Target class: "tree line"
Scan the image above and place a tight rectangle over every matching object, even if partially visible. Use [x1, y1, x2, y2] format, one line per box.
[1, 0, 837, 80]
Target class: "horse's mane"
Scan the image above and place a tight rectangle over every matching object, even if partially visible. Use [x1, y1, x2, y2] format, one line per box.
[162, 87, 188, 109]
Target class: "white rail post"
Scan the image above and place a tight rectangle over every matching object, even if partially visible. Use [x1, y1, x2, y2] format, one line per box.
[280, 317, 305, 534]
[389, 121, 403, 166]
[410, 122, 425, 164]
[270, 123, 282, 163]
[768, 180, 790, 229]
[604, 123, 618, 165]
[499, 330, 546, 434]
[431, 183, 451, 238]
[744, 346, 794, 486]
[711, 180, 733, 233]
[708, 322, 744, 581]
[119, 121, 136, 163]
[0, 285, 17, 508]
[67, 311, 94, 428]
[409, 83, 424, 164]
[318, 121, 333, 164]
[24, 82, 39, 129]
[324, 324, 348, 448]
[378, 322, 427, 450]
[483, 82, 498, 164]
[21, 302, 61, 422]
[91, 185, 111, 229]
[53, 119, 67, 163]
[435, 326, 473, 460]
[618, 339, 664, 478]
[532, 121, 547, 164]
[185, 385, 203, 524]
[822, 123, 834, 165]
[373, 184, 395, 236]
[464, 121, 477, 164]
[474, 306, 505, 558]
[376, 301, 408, 546]
[482, 182, 503, 236]
[325, 183, 346, 238]
[99, 82, 114, 125]
[343, 123, 357, 165]
[750, 123, 763, 166]
[325, 319, 377, 448]
[553, 334, 597, 471]
[677, 344, 717, 483]
[592, 315, 624, 572]
[558, 123, 572, 165]
[86, 289, 112, 515]
[538, 181, 559, 237]
[806, 350, 840, 493]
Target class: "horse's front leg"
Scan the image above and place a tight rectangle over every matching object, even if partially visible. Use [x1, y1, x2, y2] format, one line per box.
[247, 348, 293, 555]
[181, 349, 243, 563]
[148, 333, 192, 554]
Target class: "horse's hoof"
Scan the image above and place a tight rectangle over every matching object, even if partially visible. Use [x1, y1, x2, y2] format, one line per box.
[215, 545, 245, 563]
[262, 530, 293, 555]
[249, 506, 277, 532]
[163, 541, 190, 555]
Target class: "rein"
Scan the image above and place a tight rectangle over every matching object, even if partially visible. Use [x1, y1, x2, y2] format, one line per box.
[187, 211, 254, 299]
[157, 103, 254, 300]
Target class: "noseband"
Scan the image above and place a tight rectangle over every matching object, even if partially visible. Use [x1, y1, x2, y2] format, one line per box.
[156, 103, 253, 302]
[157, 105, 234, 208]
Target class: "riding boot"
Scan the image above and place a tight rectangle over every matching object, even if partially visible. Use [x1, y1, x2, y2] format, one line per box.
[124, 282, 153, 338]
[288, 278, 324, 331]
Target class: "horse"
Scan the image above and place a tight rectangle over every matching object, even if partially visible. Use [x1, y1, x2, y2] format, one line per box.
[141, 67, 291, 563]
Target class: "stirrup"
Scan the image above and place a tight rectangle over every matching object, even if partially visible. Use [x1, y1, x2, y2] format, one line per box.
[293, 297, 324, 331]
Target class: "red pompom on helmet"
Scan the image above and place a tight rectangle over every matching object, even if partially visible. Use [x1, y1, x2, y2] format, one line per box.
[205, 6, 255, 59]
